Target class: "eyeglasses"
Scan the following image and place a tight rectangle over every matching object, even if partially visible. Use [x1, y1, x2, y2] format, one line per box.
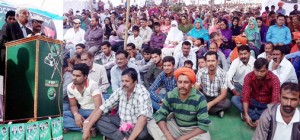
[236, 43, 242, 45]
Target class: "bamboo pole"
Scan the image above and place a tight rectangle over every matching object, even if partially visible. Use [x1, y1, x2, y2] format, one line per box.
[123, 0, 130, 49]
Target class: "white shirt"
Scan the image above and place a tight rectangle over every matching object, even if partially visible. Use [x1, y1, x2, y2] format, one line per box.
[273, 105, 300, 140]
[127, 35, 143, 50]
[88, 63, 110, 93]
[257, 52, 266, 58]
[64, 28, 85, 45]
[269, 58, 298, 85]
[174, 51, 197, 70]
[139, 26, 152, 43]
[18, 22, 27, 37]
[67, 79, 104, 110]
[227, 56, 256, 90]
[100, 13, 110, 24]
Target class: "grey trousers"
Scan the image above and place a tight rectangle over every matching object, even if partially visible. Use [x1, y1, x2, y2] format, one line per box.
[96, 115, 151, 140]
[205, 96, 231, 114]
[87, 45, 100, 54]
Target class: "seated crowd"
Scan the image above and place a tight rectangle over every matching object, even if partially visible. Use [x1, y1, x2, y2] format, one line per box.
[0, 3, 299, 140]
[61, 2, 300, 140]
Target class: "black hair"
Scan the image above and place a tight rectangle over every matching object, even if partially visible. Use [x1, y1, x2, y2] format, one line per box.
[273, 46, 285, 54]
[205, 51, 218, 61]
[265, 6, 269, 11]
[271, 5, 275, 8]
[182, 40, 191, 46]
[92, 16, 99, 22]
[101, 41, 111, 47]
[140, 18, 147, 21]
[81, 51, 94, 59]
[151, 48, 162, 55]
[232, 17, 240, 22]
[269, 11, 275, 16]
[153, 22, 160, 27]
[143, 47, 152, 54]
[254, 58, 269, 70]
[5, 10, 15, 21]
[118, 17, 123, 21]
[281, 82, 300, 97]
[132, 25, 140, 32]
[198, 56, 205, 60]
[220, 19, 229, 29]
[237, 45, 250, 53]
[196, 38, 205, 44]
[76, 43, 86, 49]
[73, 63, 90, 76]
[210, 32, 219, 39]
[121, 68, 138, 82]
[126, 43, 136, 49]
[256, 17, 263, 21]
[265, 42, 274, 47]
[162, 56, 175, 65]
[116, 50, 129, 58]
[184, 60, 193, 67]
[277, 14, 285, 19]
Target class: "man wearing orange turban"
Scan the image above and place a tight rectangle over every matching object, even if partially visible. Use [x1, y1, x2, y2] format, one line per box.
[150, 68, 211, 140]
[230, 35, 247, 62]
[291, 32, 300, 54]
[276, 1, 286, 15]
[174, 67, 196, 84]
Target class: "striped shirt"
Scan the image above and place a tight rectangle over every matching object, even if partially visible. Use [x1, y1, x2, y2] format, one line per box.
[153, 88, 210, 131]
[148, 71, 177, 103]
[196, 67, 227, 97]
[100, 84, 153, 124]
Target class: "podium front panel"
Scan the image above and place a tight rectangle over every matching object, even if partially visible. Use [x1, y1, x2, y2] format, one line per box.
[37, 40, 62, 117]
[5, 41, 37, 120]
[5, 36, 63, 121]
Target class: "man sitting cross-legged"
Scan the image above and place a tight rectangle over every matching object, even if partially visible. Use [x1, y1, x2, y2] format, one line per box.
[82, 68, 153, 140]
[195, 51, 231, 118]
[148, 68, 211, 140]
[231, 58, 280, 128]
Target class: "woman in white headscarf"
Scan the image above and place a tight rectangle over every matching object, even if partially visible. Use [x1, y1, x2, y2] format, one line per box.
[162, 20, 184, 57]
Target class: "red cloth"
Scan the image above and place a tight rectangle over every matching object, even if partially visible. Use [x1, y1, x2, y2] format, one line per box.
[292, 32, 300, 40]
[242, 71, 280, 104]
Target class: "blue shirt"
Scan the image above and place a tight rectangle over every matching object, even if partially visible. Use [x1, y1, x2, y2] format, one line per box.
[266, 25, 291, 45]
[148, 71, 177, 103]
[110, 62, 141, 92]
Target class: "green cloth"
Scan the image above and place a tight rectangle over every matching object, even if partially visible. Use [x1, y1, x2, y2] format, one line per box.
[178, 23, 193, 34]
[245, 18, 261, 50]
[245, 19, 259, 41]
[153, 87, 210, 131]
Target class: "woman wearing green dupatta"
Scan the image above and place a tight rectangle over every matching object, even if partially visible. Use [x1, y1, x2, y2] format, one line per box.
[245, 18, 262, 50]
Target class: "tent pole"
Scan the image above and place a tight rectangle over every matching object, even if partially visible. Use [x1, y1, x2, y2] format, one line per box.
[123, 0, 130, 49]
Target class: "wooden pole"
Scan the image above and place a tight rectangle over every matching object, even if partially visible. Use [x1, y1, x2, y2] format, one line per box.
[123, 0, 130, 49]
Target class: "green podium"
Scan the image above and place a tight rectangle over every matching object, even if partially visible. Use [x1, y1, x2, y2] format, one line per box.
[4, 36, 63, 122]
